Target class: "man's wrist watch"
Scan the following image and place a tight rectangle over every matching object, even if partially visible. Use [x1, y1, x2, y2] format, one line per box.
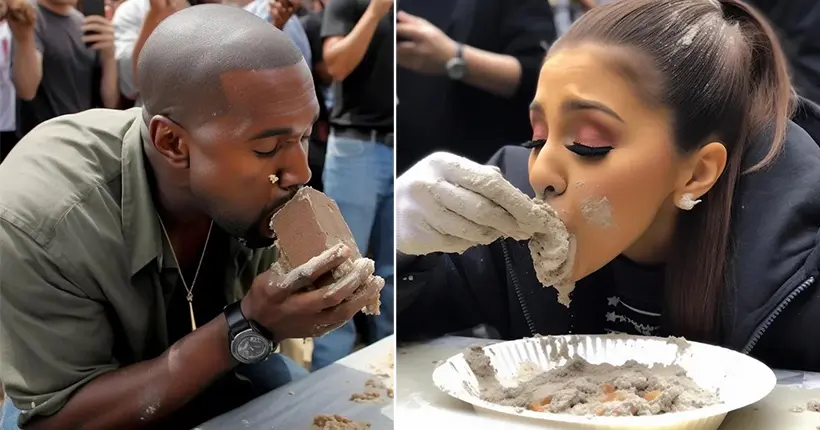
[224, 301, 275, 364]
[446, 43, 467, 80]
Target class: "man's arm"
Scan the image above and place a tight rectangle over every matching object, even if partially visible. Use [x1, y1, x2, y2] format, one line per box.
[457, 45, 523, 99]
[99, 53, 120, 108]
[0, 221, 236, 430]
[321, 0, 391, 82]
[11, 24, 43, 100]
[112, 0, 147, 99]
[130, 0, 183, 89]
[28, 319, 236, 430]
[462, 0, 555, 99]
[491, 0, 555, 100]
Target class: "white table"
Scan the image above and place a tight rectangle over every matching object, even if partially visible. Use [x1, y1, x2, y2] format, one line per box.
[396, 336, 820, 430]
[195, 336, 395, 430]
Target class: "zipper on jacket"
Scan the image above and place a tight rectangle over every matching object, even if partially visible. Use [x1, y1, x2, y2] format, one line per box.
[501, 240, 537, 336]
[741, 275, 816, 354]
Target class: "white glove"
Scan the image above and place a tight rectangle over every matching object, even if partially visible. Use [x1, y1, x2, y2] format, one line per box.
[396, 152, 556, 255]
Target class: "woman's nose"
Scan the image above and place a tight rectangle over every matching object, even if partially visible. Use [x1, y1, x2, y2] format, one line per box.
[529, 142, 567, 199]
[277, 141, 312, 188]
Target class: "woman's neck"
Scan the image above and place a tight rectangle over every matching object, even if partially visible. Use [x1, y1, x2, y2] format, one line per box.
[622, 204, 678, 265]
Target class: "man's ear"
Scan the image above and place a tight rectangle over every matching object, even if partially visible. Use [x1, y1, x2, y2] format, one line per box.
[149, 115, 190, 169]
[673, 141, 727, 206]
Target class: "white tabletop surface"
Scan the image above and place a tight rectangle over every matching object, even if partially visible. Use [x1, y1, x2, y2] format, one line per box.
[194, 335, 395, 430]
[395, 336, 820, 430]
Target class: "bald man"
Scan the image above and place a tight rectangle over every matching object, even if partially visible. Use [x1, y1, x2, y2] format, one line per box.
[0, 5, 382, 430]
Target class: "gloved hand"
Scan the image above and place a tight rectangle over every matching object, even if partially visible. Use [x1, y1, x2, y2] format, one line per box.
[396, 152, 555, 255]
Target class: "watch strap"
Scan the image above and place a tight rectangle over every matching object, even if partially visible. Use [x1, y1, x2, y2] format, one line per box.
[224, 300, 275, 341]
[224, 300, 251, 340]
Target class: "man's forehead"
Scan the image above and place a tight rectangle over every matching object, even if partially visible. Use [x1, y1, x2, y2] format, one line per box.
[218, 63, 313, 94]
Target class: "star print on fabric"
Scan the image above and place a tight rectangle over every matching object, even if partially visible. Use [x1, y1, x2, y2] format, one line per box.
[606, 312, 616, 322]
[607, 296, 620, 307]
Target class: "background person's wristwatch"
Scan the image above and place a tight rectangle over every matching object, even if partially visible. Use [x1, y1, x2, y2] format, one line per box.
[446, 43, 467, 80]
[224, 301, 276, 364]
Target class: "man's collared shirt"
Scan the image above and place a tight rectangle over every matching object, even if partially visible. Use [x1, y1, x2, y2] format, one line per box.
[0, 108, 275, 427]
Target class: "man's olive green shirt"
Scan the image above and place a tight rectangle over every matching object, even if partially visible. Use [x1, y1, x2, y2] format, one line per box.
[0, 108, 275, 426]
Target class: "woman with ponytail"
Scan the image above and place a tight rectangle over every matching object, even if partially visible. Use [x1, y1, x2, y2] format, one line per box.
[396, 0, 820, 371]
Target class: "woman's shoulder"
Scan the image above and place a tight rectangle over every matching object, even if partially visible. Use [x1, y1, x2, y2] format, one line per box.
[723, 97, 820, 354]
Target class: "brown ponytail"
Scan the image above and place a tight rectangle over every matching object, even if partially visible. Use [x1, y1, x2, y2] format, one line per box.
[555, 0, 795, 342]
[720, 0, 796, 173]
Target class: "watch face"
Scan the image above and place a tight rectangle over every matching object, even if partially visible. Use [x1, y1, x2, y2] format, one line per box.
[446, 58, 467, 80]
[232, 330, 271, 364]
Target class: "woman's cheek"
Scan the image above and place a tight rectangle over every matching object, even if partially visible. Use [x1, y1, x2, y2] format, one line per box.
[563, 187, 622, 281]
[578, 195, 615, 228]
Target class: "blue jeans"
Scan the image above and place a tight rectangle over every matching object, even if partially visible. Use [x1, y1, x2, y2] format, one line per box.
[313, 132, 394, 370]
[0, 354, 307, 430]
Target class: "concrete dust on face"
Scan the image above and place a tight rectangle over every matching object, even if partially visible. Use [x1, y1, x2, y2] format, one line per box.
[580, 196, 613, 228]
[463, 346, 720, 417]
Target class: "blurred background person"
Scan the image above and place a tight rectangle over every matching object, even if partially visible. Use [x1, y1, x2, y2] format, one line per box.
[395, 0, 556, 173]
[244, 0, 311, 64]
[113, 0, 309, 106]
[299, 0, 331, 192]
[1, 1, 16, 160]
[9, 0, 119, 139]
[745, 1, 820, 109]
[313, 0, 394, 370]
[552, 0, 615, 35]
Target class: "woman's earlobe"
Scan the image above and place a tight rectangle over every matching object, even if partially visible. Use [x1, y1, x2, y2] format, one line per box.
[676, 141, 727, 204]
[677, 193, 702, 210]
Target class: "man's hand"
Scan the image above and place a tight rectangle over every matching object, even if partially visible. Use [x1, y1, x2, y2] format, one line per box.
[241, 243, 383, 340]
[578, 0, 597, 12]
[396, 11, 457, 75]
[4, 0, 36, 41]
[368, 0, 393, 18]
[82, 14, 115, 59]
[267, 0, 299, 30]
[147, 0, 187, 20]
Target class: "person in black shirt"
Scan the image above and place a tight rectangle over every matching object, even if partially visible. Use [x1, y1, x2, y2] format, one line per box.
[299, 1, 331, 191]
[744, 0, 820, 132]
[314, 0, 394, 370]
[395, 0, 556, 173]
[395, 0, 820, 372]
[10, 0, 119, 138]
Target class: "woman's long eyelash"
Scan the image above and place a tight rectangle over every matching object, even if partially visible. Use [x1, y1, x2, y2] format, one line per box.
[521, 139, 547, 149]
[567, 142, 613, 157]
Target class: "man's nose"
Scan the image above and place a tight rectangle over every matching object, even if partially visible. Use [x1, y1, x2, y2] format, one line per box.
[277, 142, 312, 188]
[528, 141, 568, 199]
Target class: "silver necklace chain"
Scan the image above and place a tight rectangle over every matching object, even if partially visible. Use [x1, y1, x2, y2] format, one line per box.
[157, 215, 214, 332]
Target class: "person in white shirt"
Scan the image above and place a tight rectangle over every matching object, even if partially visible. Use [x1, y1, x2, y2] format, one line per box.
[0, 17, 16, 161]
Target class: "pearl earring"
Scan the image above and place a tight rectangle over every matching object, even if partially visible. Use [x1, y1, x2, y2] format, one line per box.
[678, 193, 702, 211]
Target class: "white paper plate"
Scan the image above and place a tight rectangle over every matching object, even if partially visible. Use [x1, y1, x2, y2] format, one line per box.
[432, 335, 776, 430]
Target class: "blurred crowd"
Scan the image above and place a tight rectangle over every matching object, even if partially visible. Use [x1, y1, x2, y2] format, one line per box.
[0, 0, 393, 370]
[396, 0, 820, 172]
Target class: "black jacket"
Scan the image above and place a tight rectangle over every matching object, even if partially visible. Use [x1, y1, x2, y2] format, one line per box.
[397, 97, 820, 372]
